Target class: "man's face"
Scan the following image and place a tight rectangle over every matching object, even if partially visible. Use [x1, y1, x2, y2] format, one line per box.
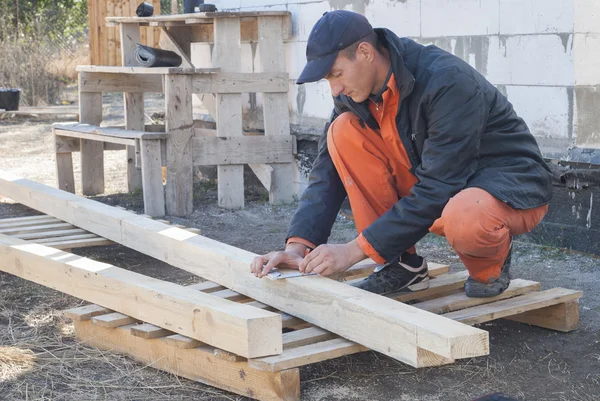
[325, 45, 377, 103]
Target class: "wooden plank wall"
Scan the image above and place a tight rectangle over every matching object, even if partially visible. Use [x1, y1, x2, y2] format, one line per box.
[88, 0, 162, 66]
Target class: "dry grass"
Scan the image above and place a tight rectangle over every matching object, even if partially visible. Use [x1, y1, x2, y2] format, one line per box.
[0, 346, 36, 382]
[46, 45, 90, 83]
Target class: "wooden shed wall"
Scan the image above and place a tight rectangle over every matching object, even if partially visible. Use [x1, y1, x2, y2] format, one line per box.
[88, 0, 162, 66]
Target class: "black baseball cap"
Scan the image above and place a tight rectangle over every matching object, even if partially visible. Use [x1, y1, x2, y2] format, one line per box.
[297, 10, 374, 85]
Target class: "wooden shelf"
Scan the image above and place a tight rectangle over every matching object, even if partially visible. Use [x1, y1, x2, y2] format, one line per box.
[76, 65, 220, 75]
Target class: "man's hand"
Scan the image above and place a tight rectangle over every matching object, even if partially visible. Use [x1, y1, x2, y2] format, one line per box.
[250, 243, 306, 278]
[299, 240, 366, 276]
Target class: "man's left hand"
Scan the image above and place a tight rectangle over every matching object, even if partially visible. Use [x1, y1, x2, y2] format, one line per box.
[299, 240, 366, 276]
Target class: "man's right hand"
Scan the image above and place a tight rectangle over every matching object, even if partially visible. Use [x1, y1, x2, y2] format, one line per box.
[250, 243, 307, 278]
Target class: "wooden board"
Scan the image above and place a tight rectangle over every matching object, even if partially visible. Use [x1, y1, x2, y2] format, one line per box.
[105, 11, 291, 25]
[72, 319, 300, 401]
[79, 71, 163, 93]
[0, 174, 489, 367]
[214, 17, 245, 209]
[54, 123, 168, 140]
[0, 233, 282, 358]
[78, 88, 104, 196]
[192, 136, 294, 165]
[164, 75, 194, 216]
[257, 16, 294, 205]
[76, 65, 220, 75]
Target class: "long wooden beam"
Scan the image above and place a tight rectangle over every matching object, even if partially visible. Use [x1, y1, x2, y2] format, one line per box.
[0, 233, 282, 358]
[0, 172, 489, 367]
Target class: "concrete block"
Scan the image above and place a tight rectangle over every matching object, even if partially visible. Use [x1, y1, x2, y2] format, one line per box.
[486, 34, 574, 86]
[421, 0, 500, 37]
[574, 34, 600, 86]
[574, 85, 600, 148]
[499, 0, 573, 34]
[288, 2, 332, 42]
[288, 80, 333, 121]
[505, 86, 571, 141]
[365, 0, 420, 37]
[286, 41, 308, 80]
[575, 0, 600, 33]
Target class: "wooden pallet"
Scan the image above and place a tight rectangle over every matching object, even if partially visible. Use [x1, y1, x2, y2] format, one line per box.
[65, 266, 582, 401]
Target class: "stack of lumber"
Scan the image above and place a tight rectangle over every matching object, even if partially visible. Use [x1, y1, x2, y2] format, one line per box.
[0, 171, 490, 367]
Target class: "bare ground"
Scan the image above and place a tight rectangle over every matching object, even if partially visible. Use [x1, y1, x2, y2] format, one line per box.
[0, 96, 599, 400]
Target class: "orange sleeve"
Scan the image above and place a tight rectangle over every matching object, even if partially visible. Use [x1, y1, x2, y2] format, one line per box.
[356, 233, 386, 264]
[286, 237, 317, 250]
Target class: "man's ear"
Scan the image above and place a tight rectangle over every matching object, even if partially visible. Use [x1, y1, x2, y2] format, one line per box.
[357, 42, 374, 62]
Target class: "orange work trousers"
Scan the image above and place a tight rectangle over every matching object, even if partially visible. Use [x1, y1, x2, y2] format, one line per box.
[327, 112, 548, 283]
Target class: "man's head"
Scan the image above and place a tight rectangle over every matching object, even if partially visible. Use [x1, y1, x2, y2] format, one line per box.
[297, 11, 385, 103]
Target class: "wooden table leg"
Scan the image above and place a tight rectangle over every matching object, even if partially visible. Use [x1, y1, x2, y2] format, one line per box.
[78, 83, 104, 196]
[165, 75, 194, 216]
[140, 139, 165, 217]
[56, 152, 75, 193]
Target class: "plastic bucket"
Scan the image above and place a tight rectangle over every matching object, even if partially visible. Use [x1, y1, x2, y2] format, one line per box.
[0, 88, 21, 111]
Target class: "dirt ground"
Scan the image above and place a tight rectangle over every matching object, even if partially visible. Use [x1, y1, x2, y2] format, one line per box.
[0, 95, 599, 401]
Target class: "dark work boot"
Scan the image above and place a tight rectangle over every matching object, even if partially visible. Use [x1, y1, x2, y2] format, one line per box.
[464, 239, 512, 298]
[352, 252, 429, 295]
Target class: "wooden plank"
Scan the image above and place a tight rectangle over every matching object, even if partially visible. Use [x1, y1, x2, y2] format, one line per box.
[192, 136, 294, 166]
[107, 0, 116, 66]
[55, 152, 75, 194]
[505, 299, 580, 332]
[0, 215, 50, 224]
[162, 333, 203, 349]
[214, 17, 244, 209]
[0, 175, 489, 367]
[257, 17, 294, 205]
[140, 139, 166, 217]
[4, 106, 79, 116]
[211, 289, 250, 302]
[105, 11, 291, 25]
[56, 136, 124, 152]
[76, 65, 219, 75]
[159, 27, 194, 68]
[73, 320, 300, 401]
[34, 233, 98, 244]
[188, 281, 226, 293]
[164, 75, 194, 216]
[54, 123, 168, 140]
[63, 304, 112, 321]
[443, 288, 584, 325]
[0, 222, 74, 235]
[0, 216, 59, 228]
[249, 164, 273, 193]
[39, 237, 114, 249]
[92, 312, 137, 328]
[120, 23, 144, 194]
[192, 72, 288, 94]
[415, 279, 541, 314]
[79, 86, 104, 196]
[130, 323, 173, 339]
[0, 234, 283, 358]
[113, 0, 123, 66]
[14, 228, 87, 240]
[249, 338, 368, 372]
[56, 130, 136, 147]
[79, 71, 164, 93]
[282, 327, 336, 350]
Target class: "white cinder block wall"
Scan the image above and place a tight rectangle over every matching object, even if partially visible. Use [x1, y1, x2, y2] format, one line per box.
[195, 0, 600, 192]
